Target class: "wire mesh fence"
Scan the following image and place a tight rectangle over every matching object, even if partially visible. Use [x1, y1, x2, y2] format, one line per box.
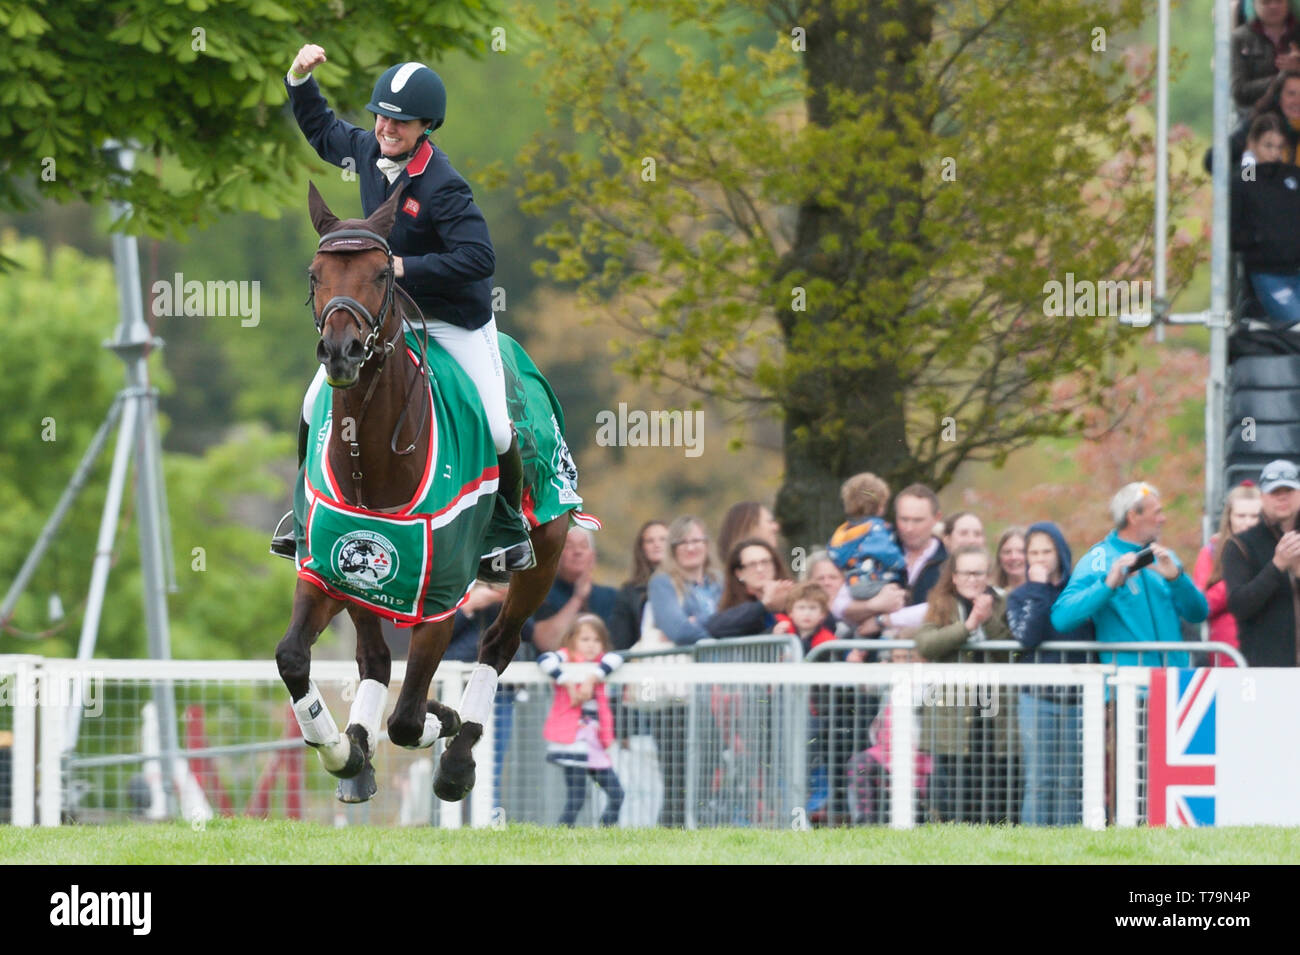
[33, 660, 468, 828]
[4, 645, 1228, 830]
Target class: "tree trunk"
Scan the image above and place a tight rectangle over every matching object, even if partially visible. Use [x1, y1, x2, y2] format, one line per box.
[775, 0, 936, 548]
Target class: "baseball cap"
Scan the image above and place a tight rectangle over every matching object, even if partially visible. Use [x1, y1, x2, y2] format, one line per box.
[1259, 459, 1300, 493]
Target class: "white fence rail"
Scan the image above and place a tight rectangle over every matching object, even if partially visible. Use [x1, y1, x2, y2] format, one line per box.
[2, 655, 1124, 830]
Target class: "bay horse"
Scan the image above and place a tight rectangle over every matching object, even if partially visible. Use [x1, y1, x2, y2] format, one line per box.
[274, 182, 579, 804]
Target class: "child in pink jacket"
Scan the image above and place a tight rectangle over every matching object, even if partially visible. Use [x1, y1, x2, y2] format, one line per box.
[538, 614, 625, 826]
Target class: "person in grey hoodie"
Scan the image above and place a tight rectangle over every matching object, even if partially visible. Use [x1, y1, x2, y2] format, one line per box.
[1006, 521, 1090, 826]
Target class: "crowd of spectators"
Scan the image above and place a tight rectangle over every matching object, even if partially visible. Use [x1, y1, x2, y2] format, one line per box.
[1216, 2, 1300, 330]
[437, 460, 1300, 827]
[427, 4, 1300, 827]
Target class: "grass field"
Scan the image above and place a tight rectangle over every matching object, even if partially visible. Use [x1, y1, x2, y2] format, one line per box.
[3, 819, 1298, 864]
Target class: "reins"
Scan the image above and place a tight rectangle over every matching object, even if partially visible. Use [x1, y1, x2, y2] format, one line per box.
[308, 229, 433, 509]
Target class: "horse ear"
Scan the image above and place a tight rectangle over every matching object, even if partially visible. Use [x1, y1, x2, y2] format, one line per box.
[307, 181, 340, 236]
[365, 183, 406, 240]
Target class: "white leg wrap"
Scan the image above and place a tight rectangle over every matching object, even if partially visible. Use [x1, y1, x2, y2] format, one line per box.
[347, 679, 388, 758]
[417, 711, 444, 748]
[293, 681, 350, 771]
[459, 664, 498, 727]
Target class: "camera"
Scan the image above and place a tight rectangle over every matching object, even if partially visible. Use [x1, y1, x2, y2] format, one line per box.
[1127, 544, 1156, 575]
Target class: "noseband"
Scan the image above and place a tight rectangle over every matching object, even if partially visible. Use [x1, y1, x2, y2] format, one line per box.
[306, 228, 399, 362]
[305, 226, 432, 508]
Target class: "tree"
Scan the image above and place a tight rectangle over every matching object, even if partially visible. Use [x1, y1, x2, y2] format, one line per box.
[0, 235, 297, 660]
[513, 0, 1204, 545]
[1, 0, 494, 235]
[962, 342, 1209, 563]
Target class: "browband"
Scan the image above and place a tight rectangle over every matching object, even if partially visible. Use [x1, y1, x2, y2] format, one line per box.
[317, 228, 391, 254]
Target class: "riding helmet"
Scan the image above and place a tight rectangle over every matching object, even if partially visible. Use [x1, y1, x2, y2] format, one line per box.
[366, 62, 446, 130]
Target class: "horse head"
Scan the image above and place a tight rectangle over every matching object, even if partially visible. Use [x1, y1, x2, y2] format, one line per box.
[306, 182, 406, 388]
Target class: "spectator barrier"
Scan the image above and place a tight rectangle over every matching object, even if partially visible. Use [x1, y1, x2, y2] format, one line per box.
[1, 639, 1273, 830]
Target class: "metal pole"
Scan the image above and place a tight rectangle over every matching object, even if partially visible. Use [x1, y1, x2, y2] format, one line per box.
[60, 142, 180, 818]
[1154, 0, 1169, 343]
[65, 395, 140, 752]
[105, 143, 181, 817]
[1206, 0, 1232, 541]
[0, 396, 123, 627]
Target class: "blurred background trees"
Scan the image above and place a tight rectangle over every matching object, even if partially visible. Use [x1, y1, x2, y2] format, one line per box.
[0, 0, 1215, 657]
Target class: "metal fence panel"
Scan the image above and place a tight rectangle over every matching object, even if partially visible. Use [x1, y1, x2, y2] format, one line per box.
[15, 657, 1109, 829]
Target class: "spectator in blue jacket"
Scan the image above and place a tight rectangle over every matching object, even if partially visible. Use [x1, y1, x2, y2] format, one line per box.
[1050, 482, 1208, 667]
[644, 516, 722, 645]
[1006, 522, 1089, 826]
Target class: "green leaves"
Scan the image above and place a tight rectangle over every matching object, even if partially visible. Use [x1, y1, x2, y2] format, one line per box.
[1, 5, 48, 37]
[2, 0, 495, 234]
[514, 0, 1197, 530]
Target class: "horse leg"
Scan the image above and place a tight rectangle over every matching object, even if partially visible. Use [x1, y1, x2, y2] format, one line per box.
[333, 607, 394, 803]
[434, 515, 569, 802]
[385, 618, 461, 752]
[275, 579, 366, 778]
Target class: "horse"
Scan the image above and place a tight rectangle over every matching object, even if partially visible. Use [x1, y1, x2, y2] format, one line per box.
[274, 181, 587, 804]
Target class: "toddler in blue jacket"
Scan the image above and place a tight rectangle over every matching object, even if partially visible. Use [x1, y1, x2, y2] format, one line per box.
[828, 472, 907, 600]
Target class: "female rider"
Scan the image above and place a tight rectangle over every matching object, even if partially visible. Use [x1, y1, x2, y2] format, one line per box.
[271, 44, 532, 575]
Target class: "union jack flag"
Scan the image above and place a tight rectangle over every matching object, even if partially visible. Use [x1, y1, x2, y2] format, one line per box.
[1147, 668, 1217, 827]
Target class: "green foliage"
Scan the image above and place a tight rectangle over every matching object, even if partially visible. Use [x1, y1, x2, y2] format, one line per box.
[515, 0, 1204, 534]
[0, 236, 138, 647]
[0, 235, 296, 659]
[0, 0, 496, 236]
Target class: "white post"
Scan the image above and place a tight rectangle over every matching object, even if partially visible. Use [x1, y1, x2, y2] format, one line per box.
[1114, 672, 1142, 827]
[8, 657, 39, 827]
[1205, 0, 1232, 534]
[437, 669, 465, 829]
[38, 669, 67, 826]
[469, 686, 496, 828]
[888, 668, 915, 829]
[1154, 0, 1169, 343]
[1081, 671, 1106, 830]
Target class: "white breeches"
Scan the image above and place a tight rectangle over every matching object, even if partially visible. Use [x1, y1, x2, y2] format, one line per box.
[303, 316, 512, 455]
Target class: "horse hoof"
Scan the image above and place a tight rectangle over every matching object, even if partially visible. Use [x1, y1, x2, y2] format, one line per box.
[433, 723, 482, 802]
[433, 755, 475, 802]
[328, 724, 369, 780]
[428, 699, 461, 739]
[336, 758, 377, 803]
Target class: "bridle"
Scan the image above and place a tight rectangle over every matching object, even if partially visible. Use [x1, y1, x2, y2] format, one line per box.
[308, 228, 399, 357]
[306, 227, 431, 509]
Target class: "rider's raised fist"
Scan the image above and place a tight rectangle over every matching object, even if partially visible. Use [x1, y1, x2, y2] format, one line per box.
[292, 44, 327, 76]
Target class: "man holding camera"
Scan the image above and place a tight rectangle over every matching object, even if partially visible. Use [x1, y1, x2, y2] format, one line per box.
[1051, 481, 1208, 666]
[1222, 459, 1300, 667]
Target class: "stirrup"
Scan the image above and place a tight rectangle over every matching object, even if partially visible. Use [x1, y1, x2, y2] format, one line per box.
[269, 510, 296, 561]
[501, 539, 536, 571]
[476, 541, 535, 584]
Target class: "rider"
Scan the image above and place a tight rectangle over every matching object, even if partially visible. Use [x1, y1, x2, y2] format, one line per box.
[271, 44, 534, 575]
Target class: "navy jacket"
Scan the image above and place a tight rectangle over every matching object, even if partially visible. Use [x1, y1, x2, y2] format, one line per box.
[1231, 161, 1300, 274]
[286, 76, 495, 329]
[705, 597, 773, 639]
[1222, 517, 1300, 667]
[1006, 521, 1091, 665]
[909, 538, 948, 605]
[532, 577, 619, 633]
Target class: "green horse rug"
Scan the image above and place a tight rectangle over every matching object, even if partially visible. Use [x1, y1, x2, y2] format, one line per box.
[293, 328, 599, 625]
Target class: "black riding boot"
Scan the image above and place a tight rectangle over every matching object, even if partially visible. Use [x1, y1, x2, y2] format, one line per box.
[478, 433, 535, 580]
[269, 418, 310, 560]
